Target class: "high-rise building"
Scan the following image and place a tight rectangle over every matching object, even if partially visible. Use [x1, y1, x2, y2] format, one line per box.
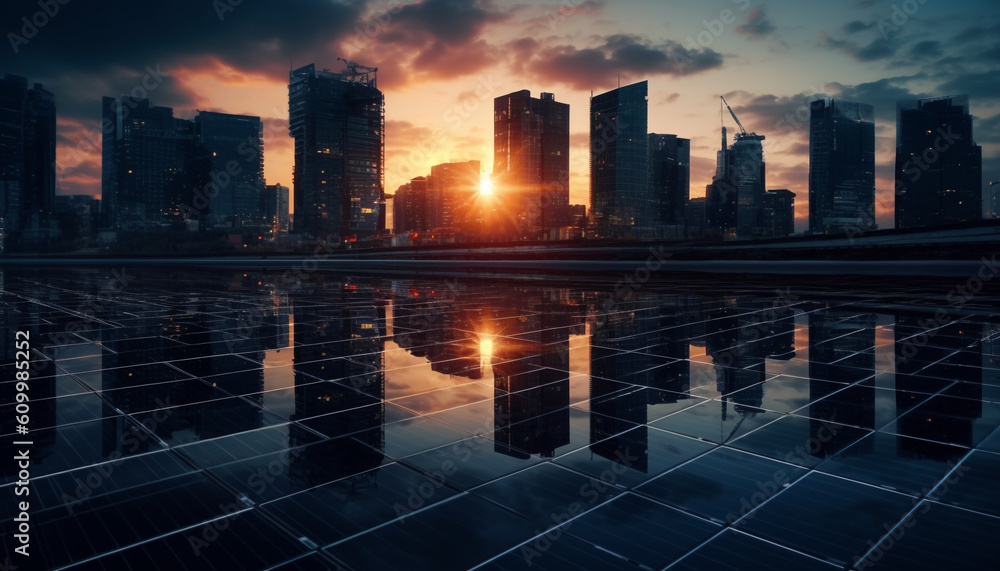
[392, 176, 430, 234]
[194, 111, 264, 228]
[101, 96, 204, 231]
[289, 62, 384, 242]
[590, 81, 650, 238]
[895, 94, 982, 229]
[763, 189, 795, 237]
[706, 127, 736, 238]
[685, 196, 707, 238]
[431, 160, 481, 238]
[261, 183, 289, 234]
[809, 99, 875, 235]
[732, 132, 766, 238]
[707, 123, 765, 239]
[648, 133, 690, 229]
[493, 90, 569, 239]
[0, 74, 56, 244]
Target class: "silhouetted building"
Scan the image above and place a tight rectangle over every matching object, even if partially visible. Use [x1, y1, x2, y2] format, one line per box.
[732, 132, 766, 238]
[685, 196, 706, 238]
[809, 99, 875, 235]
[648, 134, 690, 233]
[895, 94, 982, 229]
[289, 62, 384, 242]
[0, 74, 56, 247]
[431, 160, 481, 239]
[493, 90, 570, 239]
[101, 96, 204, 231]
[261, 183, 289, 234]
[393, 176, 430, 235]
[763, 189, 795, 237]
[706, 127, 737, 238]
[194, 111, 264, 229]
[590, 81, 650, 238]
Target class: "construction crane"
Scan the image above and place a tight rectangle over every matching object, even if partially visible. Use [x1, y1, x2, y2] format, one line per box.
[337, 58, 378, 86]
[720, 95, 747, 136]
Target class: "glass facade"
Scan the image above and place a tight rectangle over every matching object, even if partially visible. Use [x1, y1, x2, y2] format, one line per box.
[648, 134, 690, 228]
[194, 111, 264, 229]
[289, 63, 384, 243]
[895, 94, 982, 229]
[809, 99, 876, 235]
[493, 90, 570, 239]
[590, 81, 650, 238]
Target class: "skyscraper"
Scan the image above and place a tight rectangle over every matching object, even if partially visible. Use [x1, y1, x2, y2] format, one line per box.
[194, 111, 264, 228]
[895, 94, 982, 229]
[809, 99, 875, 235]
[431, 160, 481, 238]
[101, 96, 202, 231]
[648, 133, 690, 230]
[706, 127, 736, 238]
[590, 81, 649, 238]
[289, 62, 384, 242]
[763, 189, 795, 237]
[493, 90, 569, 239]
[732, 132, 766, 238]
[0, 74, 56, 245]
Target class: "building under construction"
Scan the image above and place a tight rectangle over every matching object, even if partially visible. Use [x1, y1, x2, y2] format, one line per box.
[707, 97, 766, 239]
[289, 61, 385, 243]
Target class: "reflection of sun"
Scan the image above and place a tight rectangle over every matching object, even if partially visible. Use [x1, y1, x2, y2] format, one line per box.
[479, 337, 494, 370]
[479, 174, 493, 196]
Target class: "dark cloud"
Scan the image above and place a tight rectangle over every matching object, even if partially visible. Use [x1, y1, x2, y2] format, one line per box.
[820, 33, 898, 61]
[735, 6, 777, 38]
[517, 34, 724, 90]
[842, 20, 875, 34]
[908, 40, 943, 59]
[974, 113, 1000, 144]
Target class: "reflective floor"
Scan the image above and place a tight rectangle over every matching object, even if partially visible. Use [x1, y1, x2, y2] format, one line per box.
[1, 266, 999, 570]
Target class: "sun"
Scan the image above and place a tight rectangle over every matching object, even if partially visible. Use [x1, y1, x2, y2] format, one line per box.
[479, 174, 493, 196]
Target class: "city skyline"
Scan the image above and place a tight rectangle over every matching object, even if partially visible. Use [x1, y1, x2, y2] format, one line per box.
[3, 0, 999, 232]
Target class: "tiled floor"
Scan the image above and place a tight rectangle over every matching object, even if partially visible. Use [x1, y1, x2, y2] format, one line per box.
[1, 266, 999, 569]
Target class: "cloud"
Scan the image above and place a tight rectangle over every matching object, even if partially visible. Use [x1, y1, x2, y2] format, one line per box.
[735, 6, 777, 38]
[820, 33, 898, 62]
[908, 40, 943, 59]
[515, 34, 724, 90]
[842, 20, 875, 35]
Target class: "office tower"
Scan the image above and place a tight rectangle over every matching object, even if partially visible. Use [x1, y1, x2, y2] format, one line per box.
[648, 134, 690, 231]
[289, 62, 385, 242]
[101, 96, 203, 231]
[590, 81, 650, 238]
[731, 132, 766, 238]
[763, 189, 795, 237]
[431, 160, 480, 238]
[706, 127, 736, 238]
[685, 196, 706, 238]
[393, 176, 430, 234]
[194, 111, 264, 228]
[493, 90, 570, 239]
[895, 94, 982, 229]
[262, 183, 289, 234]
[0, 74, 56, 245]
[809, 99, 875, 235]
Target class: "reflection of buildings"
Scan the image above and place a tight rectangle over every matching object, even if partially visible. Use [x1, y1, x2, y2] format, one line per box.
[705, 304, 767, 431]
[895, 314, 982, 455]
[392, 288, 482, 380]
[808, 310, 876, 455]
[493, 289, 583, 458]
[588, 297, 697, 471]
[289, 283, 385, 490]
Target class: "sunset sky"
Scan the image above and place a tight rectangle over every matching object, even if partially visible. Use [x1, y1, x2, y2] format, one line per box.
[4, 0, 998, 231]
